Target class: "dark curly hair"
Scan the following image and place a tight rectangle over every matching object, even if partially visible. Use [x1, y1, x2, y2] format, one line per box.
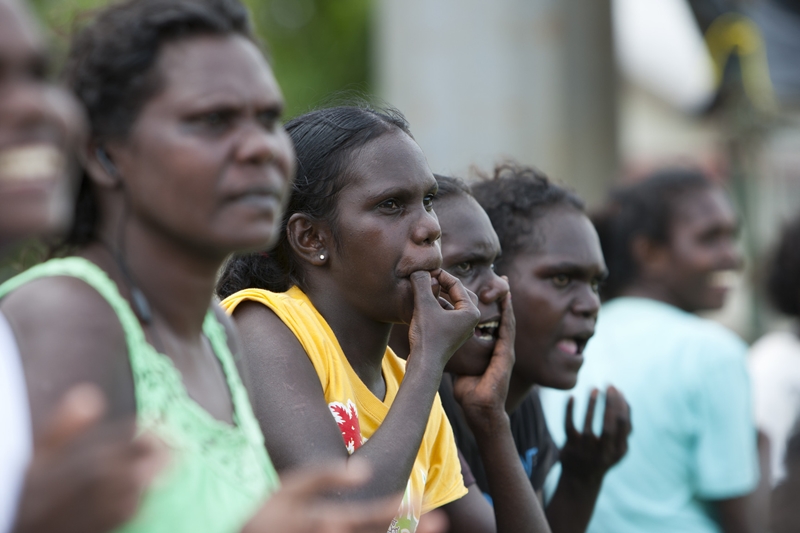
[433, 174, 472, 203]
[592, 168, 713, 300]
[767, 214, 800, 316]
[216, 104, 412, 298]
[470, 163, 584, 271]
[60, 0, 256, 249]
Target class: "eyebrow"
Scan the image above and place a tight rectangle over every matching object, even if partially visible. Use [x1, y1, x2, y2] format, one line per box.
[540, 261, 607, 278]
[446, 242, 500, 264]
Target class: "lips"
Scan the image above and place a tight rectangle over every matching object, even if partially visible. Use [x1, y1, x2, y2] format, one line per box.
[0, 145, 65, 184]
[474, 318, 500, 341]
[555, 331, 592, 356]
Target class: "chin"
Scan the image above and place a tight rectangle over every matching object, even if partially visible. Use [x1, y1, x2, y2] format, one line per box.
[445, 343, 493, 376]
[540, 371, 579, 390]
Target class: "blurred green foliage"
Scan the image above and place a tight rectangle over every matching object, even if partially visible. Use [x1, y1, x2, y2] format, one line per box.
[30, 0, 373, 118]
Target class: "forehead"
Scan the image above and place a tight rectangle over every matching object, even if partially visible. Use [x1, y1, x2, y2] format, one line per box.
[671, 186, 737, 232]
[345, 129, 435, 196]
[521, 208, 605, 267]
[437, 196, 500, 261]
[153, 34, 282, 107]
[0, 0, 42, 64]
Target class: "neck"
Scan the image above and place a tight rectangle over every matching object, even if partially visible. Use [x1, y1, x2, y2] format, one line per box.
[619, 280, 682, 310]
[85, 218, 223, 340]
[505, 371, 534, 414]
[304, 282, 391, 397]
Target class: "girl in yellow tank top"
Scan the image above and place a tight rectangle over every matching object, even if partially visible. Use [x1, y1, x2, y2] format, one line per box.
[217, 105, 549, 533]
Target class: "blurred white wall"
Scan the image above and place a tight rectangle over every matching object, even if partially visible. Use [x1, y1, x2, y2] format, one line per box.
[375, 0, 617, 205]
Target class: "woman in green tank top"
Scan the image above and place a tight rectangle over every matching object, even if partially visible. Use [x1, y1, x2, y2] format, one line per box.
[0, 1, 402, 532]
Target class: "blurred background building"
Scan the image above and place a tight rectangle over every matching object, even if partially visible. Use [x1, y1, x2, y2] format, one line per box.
[28, 0, 800, 340]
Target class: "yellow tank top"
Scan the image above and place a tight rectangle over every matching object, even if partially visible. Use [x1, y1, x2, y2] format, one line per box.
[221, 286, 467, 532]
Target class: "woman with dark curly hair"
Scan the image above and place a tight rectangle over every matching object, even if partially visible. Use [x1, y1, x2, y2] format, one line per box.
[749, 213, 800, 486]
[389, 166, 630, 533]
[541, 168, 761, 533]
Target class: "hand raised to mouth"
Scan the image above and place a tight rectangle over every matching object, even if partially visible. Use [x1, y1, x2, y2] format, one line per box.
[406, 269, 480, 373]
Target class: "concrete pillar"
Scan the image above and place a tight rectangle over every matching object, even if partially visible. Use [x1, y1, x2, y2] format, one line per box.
[375, 0, 617, 206]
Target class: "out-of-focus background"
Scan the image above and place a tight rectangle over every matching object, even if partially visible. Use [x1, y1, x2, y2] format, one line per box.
[30, 0, 800, 341]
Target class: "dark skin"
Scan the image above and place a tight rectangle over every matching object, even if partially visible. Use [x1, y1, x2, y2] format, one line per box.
[389, 194, 552, 533]
[233, 130, 549, 533]
[622, 186, 741, 313]
[498, 206, 630, 533]
[619, 187, 765, 533]
[0, 0, 84, 250]
[1, 29, 409, 533]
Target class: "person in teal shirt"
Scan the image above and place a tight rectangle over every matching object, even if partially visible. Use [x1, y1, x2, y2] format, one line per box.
[541, 169, 762, 533]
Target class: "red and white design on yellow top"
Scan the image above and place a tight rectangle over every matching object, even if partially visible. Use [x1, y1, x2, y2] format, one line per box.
[329, 400, 363, 453]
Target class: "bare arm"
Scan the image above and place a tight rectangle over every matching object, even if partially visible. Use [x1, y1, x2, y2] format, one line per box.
[443, 293, 551, 533]
[711, 431, 770, 533]
[0, 277, 136, 434]
[546, 387, 631, 533]
[12, 385, 166, 533]
[232, 270, 479, 501]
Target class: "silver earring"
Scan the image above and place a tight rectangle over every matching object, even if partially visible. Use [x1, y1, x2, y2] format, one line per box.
[319, 254, 325, 260]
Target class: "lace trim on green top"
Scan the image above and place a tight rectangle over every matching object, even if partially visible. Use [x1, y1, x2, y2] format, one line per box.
[0, 257, 279, 532]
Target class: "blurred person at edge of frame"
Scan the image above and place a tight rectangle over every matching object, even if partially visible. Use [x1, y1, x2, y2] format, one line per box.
[770, 419, 800, 533]
[540, 168, 766, 533]
[749, 214, 800, 486]
[0, 1, 168, 532]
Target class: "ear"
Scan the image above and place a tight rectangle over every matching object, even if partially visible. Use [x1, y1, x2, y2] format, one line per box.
[84, 141, 123, 190]
[631, 236, 671, 278]
[286, 213, 331, 267]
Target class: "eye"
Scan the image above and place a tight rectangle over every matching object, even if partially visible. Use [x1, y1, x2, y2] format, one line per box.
[448, 262, 474, 278]
[257, 110, 281, 131]
[591, 279, 601, 293]
[490, 263, 496, 272]
[379, 199, 401, 210]
[552, 274, 570, 288]
[423, 194, 434, 211]
[197, 110, 235, 132]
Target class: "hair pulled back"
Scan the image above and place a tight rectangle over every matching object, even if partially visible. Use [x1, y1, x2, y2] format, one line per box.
[766, 214, 800, 316]
[470, 163, 584, 270]
[592, 168, 713, 300]
[61, 0, 256, 249]
[216, 104, 412, 298]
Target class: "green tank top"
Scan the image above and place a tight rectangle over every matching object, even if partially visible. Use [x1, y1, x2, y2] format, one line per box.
[0, 257, 280, 533]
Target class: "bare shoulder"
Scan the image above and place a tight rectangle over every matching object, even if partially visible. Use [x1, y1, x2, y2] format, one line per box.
[0, 275, 135, 434]
[231, 299, 305, 352]
[230, 299, 347, 470]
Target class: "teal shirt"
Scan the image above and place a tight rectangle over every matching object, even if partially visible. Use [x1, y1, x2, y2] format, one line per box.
[0, 257, 280, 533]
[540, 297, 758, 533]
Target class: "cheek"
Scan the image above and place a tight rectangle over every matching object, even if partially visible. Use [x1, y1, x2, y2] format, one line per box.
[128, 136, 223, 224]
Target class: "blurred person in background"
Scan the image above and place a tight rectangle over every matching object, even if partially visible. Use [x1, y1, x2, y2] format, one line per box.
[0, 1, 429, 532]
[541, 168, 763, 533]
[0, 1, 167, 531]
[749, 213, 800, 486]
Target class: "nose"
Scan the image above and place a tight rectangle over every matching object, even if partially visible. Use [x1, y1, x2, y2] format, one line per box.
[478, 272, 509, 305]
[571, 282, 601, 319]
[235, 121, 288, 170]
[1, 82, 65, 143]
[411, 208, 441, 247]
